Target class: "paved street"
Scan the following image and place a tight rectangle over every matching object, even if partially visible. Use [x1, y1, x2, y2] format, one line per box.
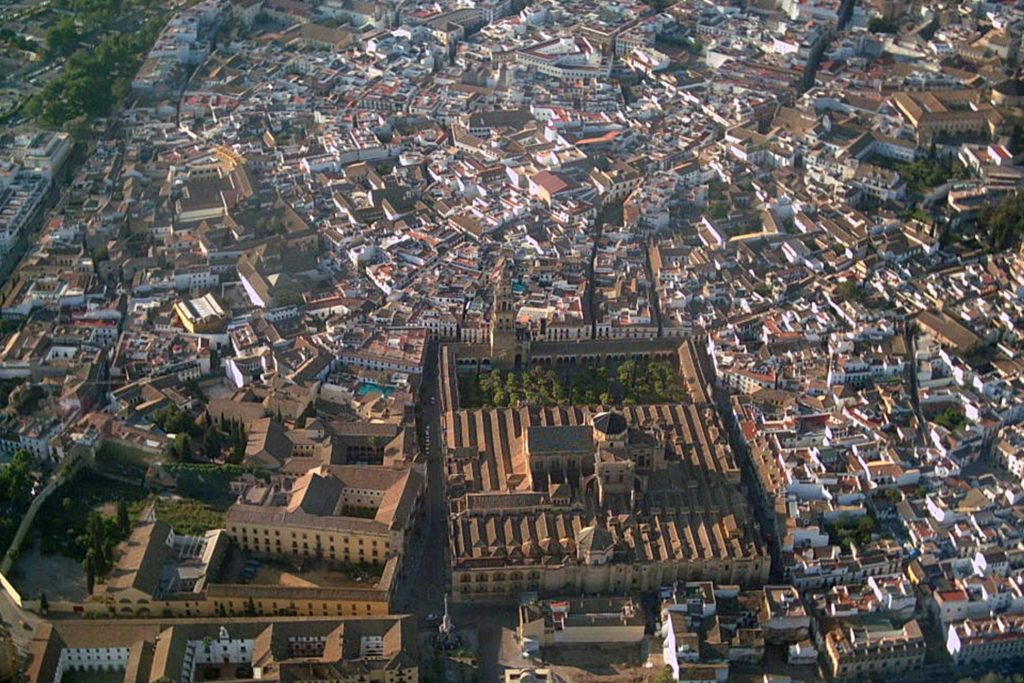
[392, 344, 527, 682]
[395, 341, 452, 619]
[0, 583, 40, 661]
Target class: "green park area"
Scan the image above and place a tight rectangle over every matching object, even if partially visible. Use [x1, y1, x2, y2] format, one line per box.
[23, 0, 168, 129]
[25, 461, 252, 586]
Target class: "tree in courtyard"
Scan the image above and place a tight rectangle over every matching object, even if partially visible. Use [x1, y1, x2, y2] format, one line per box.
[84, 549, 96, 594]
[117, 499, 130, 534]
[174, 433, 193, 462]
[86, 512, 104, 562]
[653, 666, 675, 683]
[933, 408, 967, 433]
[202, 425, 223, 460]
[492, 387, 508, 408]
[227, 420, 247, 464]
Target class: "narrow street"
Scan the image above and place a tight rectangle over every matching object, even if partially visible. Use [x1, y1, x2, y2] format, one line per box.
[394, 341, 449, 618]
[904, 324, 930, 446]
[395, 344, 526, 683]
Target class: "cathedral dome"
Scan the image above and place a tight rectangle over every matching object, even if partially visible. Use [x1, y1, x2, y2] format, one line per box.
[592, 410, 628, 437]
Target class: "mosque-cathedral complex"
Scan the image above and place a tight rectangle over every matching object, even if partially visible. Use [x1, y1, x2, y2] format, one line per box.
[439, 300, 771, 602]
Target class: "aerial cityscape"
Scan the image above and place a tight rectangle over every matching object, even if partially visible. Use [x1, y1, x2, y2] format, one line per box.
[2, 0, 1024, 681]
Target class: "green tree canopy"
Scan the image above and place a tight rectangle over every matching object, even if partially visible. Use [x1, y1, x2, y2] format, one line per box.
[980, 191, 1024, 252]
[27, 16, 164, 128]
[45, 16, 80, 57]
[0, 450, 35, 556]
[868, 16, 899, 33]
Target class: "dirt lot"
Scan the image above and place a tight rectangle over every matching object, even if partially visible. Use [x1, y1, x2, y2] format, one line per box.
[9, 540, 89, 603]
[202, 381, 236, 401]
[252, 565, 320, 588]
[539, 640, 656, 683]
[252, 563, 381, 588]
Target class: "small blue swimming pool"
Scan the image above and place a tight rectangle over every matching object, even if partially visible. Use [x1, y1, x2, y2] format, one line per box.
[357, 382, 396, 397]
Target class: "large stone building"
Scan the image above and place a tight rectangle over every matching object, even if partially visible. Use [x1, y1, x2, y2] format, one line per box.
[225, 463, 424, 565]
[26, 616, 418, 683]
[822, 615, 926, 680]
[74, 516, 399, 620]
[96, 518, 229, 618]
[946, 613, 1024, 665]
[518, 596, 646, 652]
[441, 340, 770, 603]
[891, 90, 1004, 143]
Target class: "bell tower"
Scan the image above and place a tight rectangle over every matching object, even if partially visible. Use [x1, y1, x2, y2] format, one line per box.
[490, 264, 519, 369]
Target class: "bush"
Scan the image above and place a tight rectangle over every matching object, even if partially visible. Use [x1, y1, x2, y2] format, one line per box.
[654, 667, 675, 683]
